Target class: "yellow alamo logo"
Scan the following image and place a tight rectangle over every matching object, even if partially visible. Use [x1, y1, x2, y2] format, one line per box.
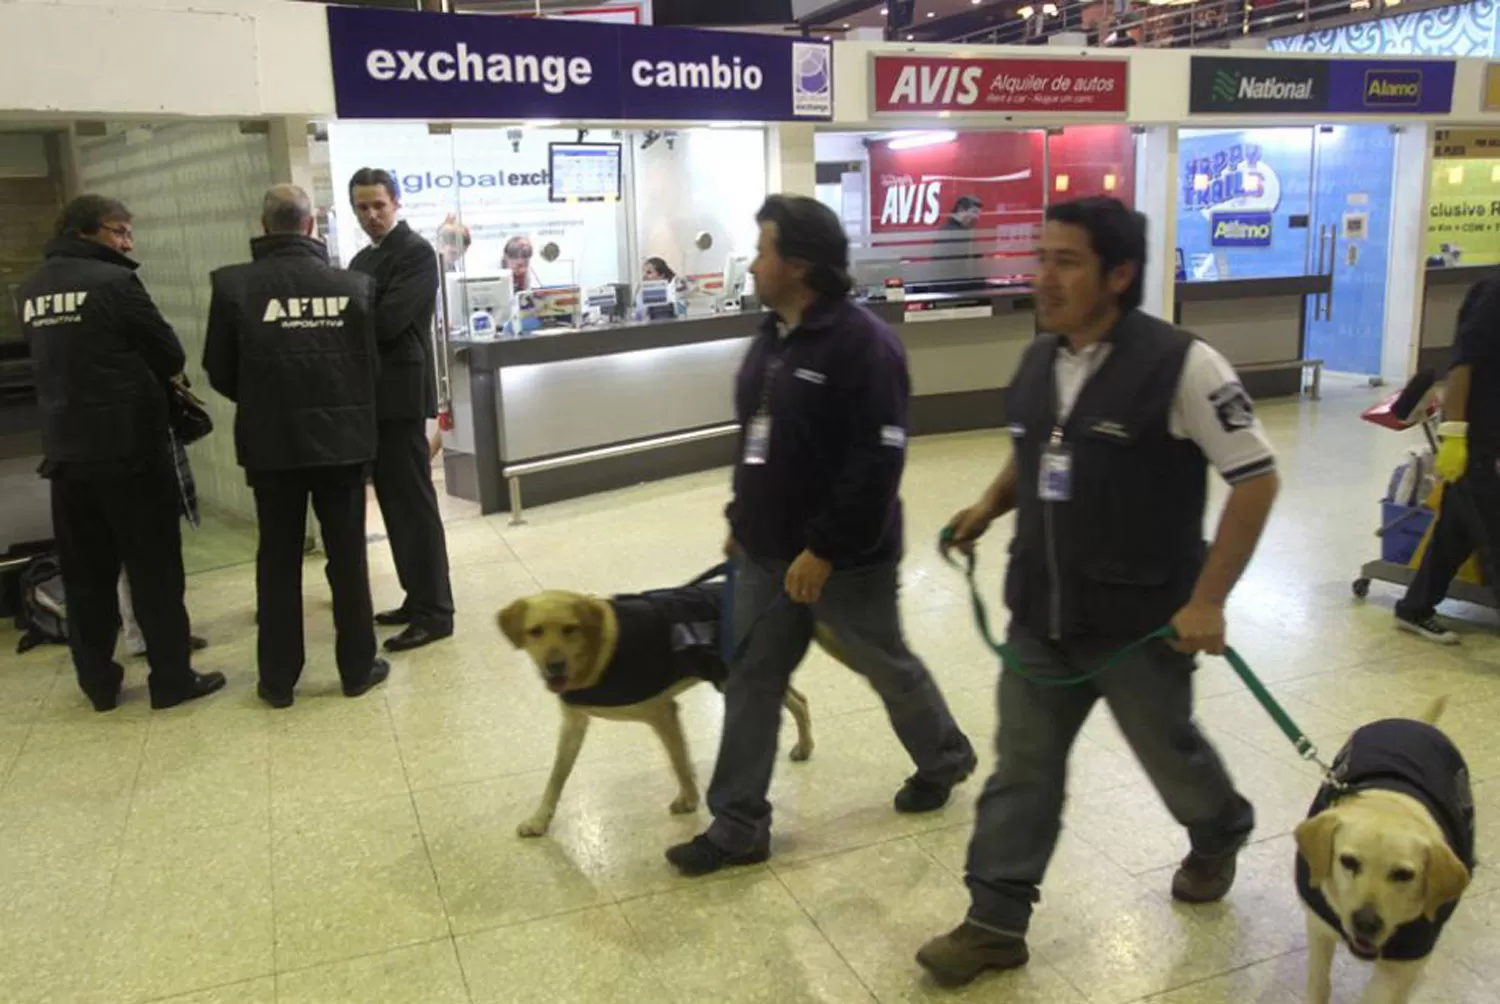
[1367, 78, 1420, 101]
[262, 297, 351, 323]
[22, 291, 88, 323]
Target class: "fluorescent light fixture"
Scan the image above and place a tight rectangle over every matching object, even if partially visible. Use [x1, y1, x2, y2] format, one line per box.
[1448, 165, 1465, 184]
[1054, 174, 1070, 192]
[1103, 173, 1118, 191]
[707, 121, 754, 129]
[1017, 5, 1035, 18]
[1043, 3, 1058, 14]
[527, 119, 562, 128]
[888, 130, 958, 150]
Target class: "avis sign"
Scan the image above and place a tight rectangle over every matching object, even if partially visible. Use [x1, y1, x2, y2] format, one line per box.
[872, 56, 1127, 115]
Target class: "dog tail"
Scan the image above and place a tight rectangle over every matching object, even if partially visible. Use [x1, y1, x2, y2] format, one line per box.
[1419, 695, 1449, 726]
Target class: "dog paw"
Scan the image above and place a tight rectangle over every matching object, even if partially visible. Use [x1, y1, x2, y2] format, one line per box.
[516, 816, 551, 838]
[789, 740, 814, 762]
[669, 794, 699, 815]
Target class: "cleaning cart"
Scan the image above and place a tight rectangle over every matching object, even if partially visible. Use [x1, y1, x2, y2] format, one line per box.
[1351, 371, 1491, 605]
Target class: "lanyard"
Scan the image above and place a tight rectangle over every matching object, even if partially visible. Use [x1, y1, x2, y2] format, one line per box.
[756, 337, 790, 417]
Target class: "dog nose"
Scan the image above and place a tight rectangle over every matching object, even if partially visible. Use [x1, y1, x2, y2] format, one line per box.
[1351, 906, 1384, 940]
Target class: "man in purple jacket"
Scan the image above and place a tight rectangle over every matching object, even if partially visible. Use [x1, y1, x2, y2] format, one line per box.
[666, 195, 976, 877]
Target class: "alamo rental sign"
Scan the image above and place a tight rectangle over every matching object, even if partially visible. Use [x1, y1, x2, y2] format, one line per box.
[871, 55, 1128, 115]
[1188, 56, 1454, 115]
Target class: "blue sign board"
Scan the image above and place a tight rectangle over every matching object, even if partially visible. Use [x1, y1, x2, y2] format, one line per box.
[1189, 56, 1453, 116]
[326, 7, 834, 123]
[1210, 212, 1274, 248]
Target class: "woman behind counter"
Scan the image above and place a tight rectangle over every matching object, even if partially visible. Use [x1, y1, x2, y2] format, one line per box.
[642, 256, 676, 283]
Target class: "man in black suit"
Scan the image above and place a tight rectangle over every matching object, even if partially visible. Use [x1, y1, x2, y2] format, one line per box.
[347, 168, 454, 652]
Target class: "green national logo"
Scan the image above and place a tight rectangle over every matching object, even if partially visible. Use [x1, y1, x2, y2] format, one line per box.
[1211, 69, 1239, 103]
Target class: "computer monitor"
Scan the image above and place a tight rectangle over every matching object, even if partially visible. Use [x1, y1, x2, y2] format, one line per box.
[549, 143, 623, 204]
[723, 253, 752, 308]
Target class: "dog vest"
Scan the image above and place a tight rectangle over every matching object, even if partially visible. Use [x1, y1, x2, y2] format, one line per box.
[1294, 718, 1476, 962]
[560, 584, 726, 708]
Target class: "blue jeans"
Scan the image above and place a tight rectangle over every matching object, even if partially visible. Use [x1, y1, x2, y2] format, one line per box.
[965, 625, 1254, 935]
[704, 556, 974, 854]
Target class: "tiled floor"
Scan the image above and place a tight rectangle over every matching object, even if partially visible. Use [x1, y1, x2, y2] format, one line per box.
[0, 378, 1496, 1003]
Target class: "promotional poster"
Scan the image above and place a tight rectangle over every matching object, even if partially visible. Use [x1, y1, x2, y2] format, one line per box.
[1427, 129, 1500, 267]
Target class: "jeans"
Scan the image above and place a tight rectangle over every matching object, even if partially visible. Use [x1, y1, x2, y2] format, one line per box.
[704, 556, 974, 854]
[965, 625, 1254, 934]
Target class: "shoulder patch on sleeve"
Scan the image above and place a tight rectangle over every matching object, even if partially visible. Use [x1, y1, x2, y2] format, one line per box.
[880, 425, 907, 449]
[1209, 382, 1256, 434]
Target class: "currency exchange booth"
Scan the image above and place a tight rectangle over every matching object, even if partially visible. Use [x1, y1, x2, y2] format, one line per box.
[322, 7, 835, 515]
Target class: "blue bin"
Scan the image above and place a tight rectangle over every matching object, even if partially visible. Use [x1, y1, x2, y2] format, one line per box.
[1380, 501, 1434, 566]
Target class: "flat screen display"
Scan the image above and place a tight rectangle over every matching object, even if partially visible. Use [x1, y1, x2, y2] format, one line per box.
[549, 143, 622, 203]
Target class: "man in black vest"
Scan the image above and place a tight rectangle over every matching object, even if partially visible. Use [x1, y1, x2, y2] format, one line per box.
[347, 168, 454, 652]
[19, 195, 225, 711]
[918, 197, 1279, 986]
[203, 185, 388, 708]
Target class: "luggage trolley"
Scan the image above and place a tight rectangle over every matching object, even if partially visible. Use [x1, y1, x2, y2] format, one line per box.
[1351, 370, 1492, 606]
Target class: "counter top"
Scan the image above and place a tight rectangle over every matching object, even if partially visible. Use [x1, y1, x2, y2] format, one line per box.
[1425, 264, 1500, 287]
[452, 287, 1038, 369]
[1175, 274, 1332, 303]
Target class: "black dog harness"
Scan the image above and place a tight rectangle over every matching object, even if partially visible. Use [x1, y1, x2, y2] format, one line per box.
[1295, 718, 1476, 961]
[561, 584, 727, 708]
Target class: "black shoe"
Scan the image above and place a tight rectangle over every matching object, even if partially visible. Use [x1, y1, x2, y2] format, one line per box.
[1171, 847, 1241, 903]
[257, 683, 294, 710]
[343, 658, 391, 698]
[375, 607, 413, 627]
[1394, 611, 1461, 646]
[665, 834, 770, 877]
[917, 922, 1030, 987]
[86, 665, 125, 713]
[895, 748, 979, 814]
[149, 670, 227, 710]
[383, 623, 453, 653]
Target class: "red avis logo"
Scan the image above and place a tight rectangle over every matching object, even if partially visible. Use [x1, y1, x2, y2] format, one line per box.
[882, 61, 1120, 108]
[886, 65, 985, 107]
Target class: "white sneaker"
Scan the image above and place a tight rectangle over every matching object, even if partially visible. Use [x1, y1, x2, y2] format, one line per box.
[1395, 613, 1460, 645]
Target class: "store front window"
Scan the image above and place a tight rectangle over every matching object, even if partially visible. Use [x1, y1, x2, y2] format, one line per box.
[815, 125, 1137, 296]
[1428, 129, 1500, 268]
[322, 120, 768, 339]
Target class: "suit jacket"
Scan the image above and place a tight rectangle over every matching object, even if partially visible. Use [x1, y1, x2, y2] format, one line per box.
[349, 221, 440, 421]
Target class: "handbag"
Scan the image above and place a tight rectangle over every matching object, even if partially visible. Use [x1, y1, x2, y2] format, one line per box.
[168, 380, 213, 445]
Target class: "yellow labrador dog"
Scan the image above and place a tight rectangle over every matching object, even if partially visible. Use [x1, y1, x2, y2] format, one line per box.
[1294, 698, 1474, 1004]
[499, 582, 845, 838]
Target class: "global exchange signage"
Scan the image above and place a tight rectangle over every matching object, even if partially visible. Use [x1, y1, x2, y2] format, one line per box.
[1189, 56, 1454, 116]
[327, 7, 834, 122]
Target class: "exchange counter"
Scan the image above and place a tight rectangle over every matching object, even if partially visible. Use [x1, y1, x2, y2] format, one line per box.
[1174, 274, 1333, 399]
[1418, 265, 1500, 373]
[443, 288, 1035, 515]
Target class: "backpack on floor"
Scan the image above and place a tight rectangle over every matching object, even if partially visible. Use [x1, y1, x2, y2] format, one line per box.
[15, 556, 67, 653]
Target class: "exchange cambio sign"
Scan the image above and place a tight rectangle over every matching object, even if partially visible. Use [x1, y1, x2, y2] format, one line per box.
[327, 7, 833, 123]
[871, 56, 1128, 115]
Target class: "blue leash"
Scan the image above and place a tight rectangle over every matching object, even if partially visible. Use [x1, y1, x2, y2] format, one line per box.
[684, 559, 788, 664]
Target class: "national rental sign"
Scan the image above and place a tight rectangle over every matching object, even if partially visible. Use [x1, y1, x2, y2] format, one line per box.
[1189, 56, 1454, 116]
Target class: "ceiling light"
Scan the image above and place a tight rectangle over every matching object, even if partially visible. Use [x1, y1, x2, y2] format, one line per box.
[880, 6, 889, 13]
[927, 10, 936, 15]
[842, 22, 850, 28]
[1017, 5, 1035, 17]
[888, 130, 958, 150]
[1103, 173, 1118, 191]
[906, 33, 914, 39]
[1043, 2, 1058, 13]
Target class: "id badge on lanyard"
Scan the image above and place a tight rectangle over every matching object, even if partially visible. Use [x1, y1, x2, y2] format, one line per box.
[744, 354, 784, 466]
[1039, 428, 1073, 502]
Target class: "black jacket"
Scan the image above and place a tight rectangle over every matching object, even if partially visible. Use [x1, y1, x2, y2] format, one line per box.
[1451, 278, 1500, 459]
[203, 234, 378, 473]
[1296, 719, 1476, 962]
[348, 221, 440, 421]
[1004, 311, 1207, 640]
[728, 297, 909, 568]
[561, 584, 725, 708]
[18, 237, 184, 477]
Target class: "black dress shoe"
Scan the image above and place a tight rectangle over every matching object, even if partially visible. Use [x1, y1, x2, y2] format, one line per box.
[895, 747, 979, 814]
[665, 834, 770, 877]
[150, 670, 227, 710]
[375, 607, 413, 627]
[257, 683, 294, 710]
[87, 662, 126, 712]
[383, 623, 453, 653]
[343, 657, 391, 698]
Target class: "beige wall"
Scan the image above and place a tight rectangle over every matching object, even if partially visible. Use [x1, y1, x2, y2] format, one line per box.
[73, 122, 272, 522]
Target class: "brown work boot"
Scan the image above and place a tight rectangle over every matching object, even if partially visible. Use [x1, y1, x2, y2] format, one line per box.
[1171, 847, 1239, 903]
[916, 921, 1029, 987]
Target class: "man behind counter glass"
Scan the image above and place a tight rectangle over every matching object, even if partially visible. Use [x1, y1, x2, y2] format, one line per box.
[1394, 278, 1500, 644]
[348, 168, 455, 652]
[918, 196, 1279, 987]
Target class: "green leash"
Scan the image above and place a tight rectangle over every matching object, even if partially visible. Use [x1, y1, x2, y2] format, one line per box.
[937, 528, 1340, 780]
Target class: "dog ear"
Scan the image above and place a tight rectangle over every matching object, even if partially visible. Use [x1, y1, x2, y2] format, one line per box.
[1295, 812, 1340, 890]
[1423, 841, 1470, 920]
[574, 598, 604, 654]
[497, 599, 529, 649]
